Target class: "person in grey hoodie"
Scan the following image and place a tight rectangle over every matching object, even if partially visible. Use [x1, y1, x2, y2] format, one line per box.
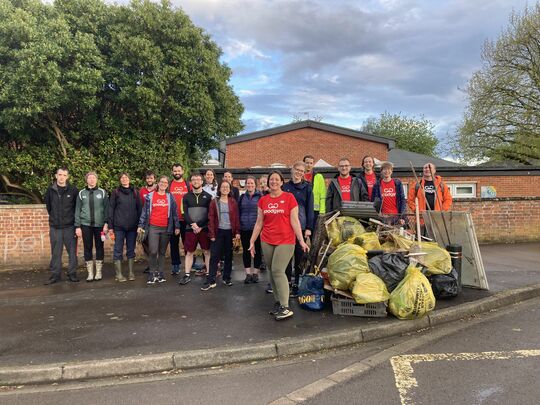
[75, 171, 108, 282]
[282, 161, 314, 297]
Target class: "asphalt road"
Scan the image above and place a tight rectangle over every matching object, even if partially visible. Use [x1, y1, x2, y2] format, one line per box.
[307, 296, 540, 405]
[2, 297, 539, 405]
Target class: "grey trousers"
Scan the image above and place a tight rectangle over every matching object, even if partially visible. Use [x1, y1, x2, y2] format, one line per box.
[148, 225, 170, 273]
[49, 226, 77, 278]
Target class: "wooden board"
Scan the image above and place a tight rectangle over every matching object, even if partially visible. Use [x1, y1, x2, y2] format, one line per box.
[423, 211, 489, 290]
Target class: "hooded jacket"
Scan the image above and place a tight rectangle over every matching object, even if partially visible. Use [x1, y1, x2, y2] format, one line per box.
[283, 180, 314, 231]
[239, 190, 262, 231]
[208, 196, 241, 239]
[44, 182, 78, 228]
[372, 178, 406, 216]
[138, 192, 180, 234]
[307, 170, 327, 214]
[108, 185, 142, 231]
[326, 174, 369, 213]
[75, 187, 108, 228]
[407, 175, 452, 212]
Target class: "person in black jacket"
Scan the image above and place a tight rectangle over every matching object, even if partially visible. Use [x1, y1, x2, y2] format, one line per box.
[107, 173, 142, 282]
[43, 167, 79, 284]
[326, 158, 369, 212]
[223, 171, 240, 202]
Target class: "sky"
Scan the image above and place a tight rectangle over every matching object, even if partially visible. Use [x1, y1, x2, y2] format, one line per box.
[168, 0, 531, 156]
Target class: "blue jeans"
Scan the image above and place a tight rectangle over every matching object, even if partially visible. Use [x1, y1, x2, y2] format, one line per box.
[113, 229, 137, 261]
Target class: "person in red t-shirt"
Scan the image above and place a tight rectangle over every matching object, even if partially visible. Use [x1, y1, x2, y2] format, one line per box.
[372, 161, 406, 226]
[169, 163, 190, 275]
[138, 175, 180, 284]
[326, 158, 369, 212]
[249, 171, 309, 321]
[139, 171, 157, 274]
[358, 156, 379, 201]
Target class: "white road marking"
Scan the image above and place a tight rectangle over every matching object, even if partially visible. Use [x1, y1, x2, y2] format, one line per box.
[391, 350, 540, 405]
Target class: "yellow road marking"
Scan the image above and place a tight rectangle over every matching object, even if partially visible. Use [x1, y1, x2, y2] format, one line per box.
[391, 350, 540, 405]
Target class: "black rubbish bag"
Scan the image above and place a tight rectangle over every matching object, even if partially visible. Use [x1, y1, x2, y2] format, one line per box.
[368, 252, 410, 292]
[428, 268, 459, 298]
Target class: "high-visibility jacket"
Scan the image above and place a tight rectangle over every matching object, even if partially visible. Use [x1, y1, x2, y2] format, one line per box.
[407, 175, 452, 212]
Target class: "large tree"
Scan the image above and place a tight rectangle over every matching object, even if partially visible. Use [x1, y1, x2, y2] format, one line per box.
[362, 112, 439, 157]
[455, 5, 540, 165]
[0, 0, 243, 200]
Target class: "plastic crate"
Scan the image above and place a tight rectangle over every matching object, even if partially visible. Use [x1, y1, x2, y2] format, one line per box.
[330, 294, 387, 317]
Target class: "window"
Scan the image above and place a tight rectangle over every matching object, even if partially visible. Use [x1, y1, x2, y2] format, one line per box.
[447, 182, 476, 198]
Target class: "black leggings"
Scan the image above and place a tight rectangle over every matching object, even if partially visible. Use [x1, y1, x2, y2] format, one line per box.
[81, 225, 104, 261]
[240, 230, 261, 269]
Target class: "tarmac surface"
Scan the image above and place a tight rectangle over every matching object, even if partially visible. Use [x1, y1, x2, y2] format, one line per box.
[0, 242, 538, 370]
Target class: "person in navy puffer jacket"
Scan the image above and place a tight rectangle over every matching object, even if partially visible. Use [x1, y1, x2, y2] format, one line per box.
[239, 176, 263, 284]
[282, 161, 314, 297]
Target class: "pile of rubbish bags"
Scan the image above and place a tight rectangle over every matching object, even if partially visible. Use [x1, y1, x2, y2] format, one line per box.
[325, 216, 459, 320]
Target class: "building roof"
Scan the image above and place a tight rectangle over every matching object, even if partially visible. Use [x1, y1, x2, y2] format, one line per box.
[222, 120, 396, 149]
[388, 148, 462, 168]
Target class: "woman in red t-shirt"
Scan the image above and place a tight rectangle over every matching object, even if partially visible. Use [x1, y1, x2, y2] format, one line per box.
[138, 176, 180, 284]
[249, 171, 309, 321]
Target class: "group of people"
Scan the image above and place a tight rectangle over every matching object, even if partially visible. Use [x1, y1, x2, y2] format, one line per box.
[44, 156, 452, 321]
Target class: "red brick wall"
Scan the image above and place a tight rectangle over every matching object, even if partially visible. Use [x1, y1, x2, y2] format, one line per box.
[1, 199, 538, 270]
[226, 128, 388, 168]
[399, 176, 540, 198]
[0, 205, 145, 271]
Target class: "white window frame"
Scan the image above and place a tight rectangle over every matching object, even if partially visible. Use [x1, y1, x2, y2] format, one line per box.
[447, 182, 477, 199]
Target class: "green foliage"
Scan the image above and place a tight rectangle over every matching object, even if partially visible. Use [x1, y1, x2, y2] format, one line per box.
[454, 5, 540, 165]
[0, 0, 243, 199]
[362, 112, 438, 157]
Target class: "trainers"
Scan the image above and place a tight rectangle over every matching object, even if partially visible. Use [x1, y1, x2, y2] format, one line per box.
[223, 279, 233, 287]
[157, 273, 166, 283]
[290, 284, 299, 298]
[244, 274, 253, 284]
[201, 282, 217, 291]
[269, 302, 281, 315]
[178, 274, 191, 285]
[147, 277, 156, 284]
[275, 306, 294, 321]
[251, 274, 259, 283]
[265, 283, 273, 294]
[171, 265, 180, 276]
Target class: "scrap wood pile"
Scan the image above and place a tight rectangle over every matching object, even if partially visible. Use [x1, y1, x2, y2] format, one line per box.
[305, 212, 459, 319]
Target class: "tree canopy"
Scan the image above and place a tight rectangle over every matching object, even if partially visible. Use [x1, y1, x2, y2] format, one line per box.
[362, 112, 439, 157]
[0, 0, 243, 200]
[454, 5, 540, 165]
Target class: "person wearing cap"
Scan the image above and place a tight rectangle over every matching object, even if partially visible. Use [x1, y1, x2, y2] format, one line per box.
[75, 171, 109, 282]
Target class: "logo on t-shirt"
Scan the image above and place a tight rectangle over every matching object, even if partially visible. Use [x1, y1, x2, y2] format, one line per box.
[340, 184, 350, 193]
[153, 198, 168, 207]
[382, 187, 396, 197]
[264, 202, 285, 215]
[424, 185, 436, 194]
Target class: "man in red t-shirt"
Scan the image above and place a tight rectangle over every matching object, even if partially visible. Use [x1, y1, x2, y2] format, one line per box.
[326, 157, 369, 212]
[139, 171, 157, 206]
[358, 156, 379, 201]
[169, 163, 190, 275]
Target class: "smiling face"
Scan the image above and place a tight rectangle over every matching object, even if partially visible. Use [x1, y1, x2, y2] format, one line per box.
[145, 174, 155, 187]
[268, 172, 283, 192]
[223, 171, 233, 183]
[219, 181, 231, 197]
[423, 163, 436, 180]
[120, 174, 130, 187]
[172, 165, 184, 180]
[363, 156, 374, 172]
[157, 177, 169, 193]
[246, 178, 256, 193]
[291, 163, 305, 183]
[205, 170, 215, 184]
[191, 175, 203, 191]
[303, 157, 314, 173]
[381, 165, 393, 181]
[338, 159, 351, 177]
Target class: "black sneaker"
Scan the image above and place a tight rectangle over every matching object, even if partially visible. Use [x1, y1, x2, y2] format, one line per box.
[251, 274, 259, 283]
[201, 282, 217, 291]
[143, 267, 150, 274]
[265, 283, 273, 294]
[44, 277, 61, 285]
[269, 301, 281, 315]
[223, 279, 233, 287]
[290, 284, 299, 298]
[157, 273, 166, 283]
[68, 274, 80, 282]
[178, 274, 191, 285]
[244, 274, 253, 284]
[147, 277, 156, 285]
[275, 306, 294, 321]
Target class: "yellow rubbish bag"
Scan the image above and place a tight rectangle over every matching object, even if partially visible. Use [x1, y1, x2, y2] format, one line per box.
[327, 216, 366, 247]
[352, 272, 390, 304]
[389, 234, 415, 250]
[381, 240, 396, 252]
[389, 264, 436, 320]
[416, 242, 452, 275]
[353, 232, 382, 251]
[327, 243, 369, 291]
